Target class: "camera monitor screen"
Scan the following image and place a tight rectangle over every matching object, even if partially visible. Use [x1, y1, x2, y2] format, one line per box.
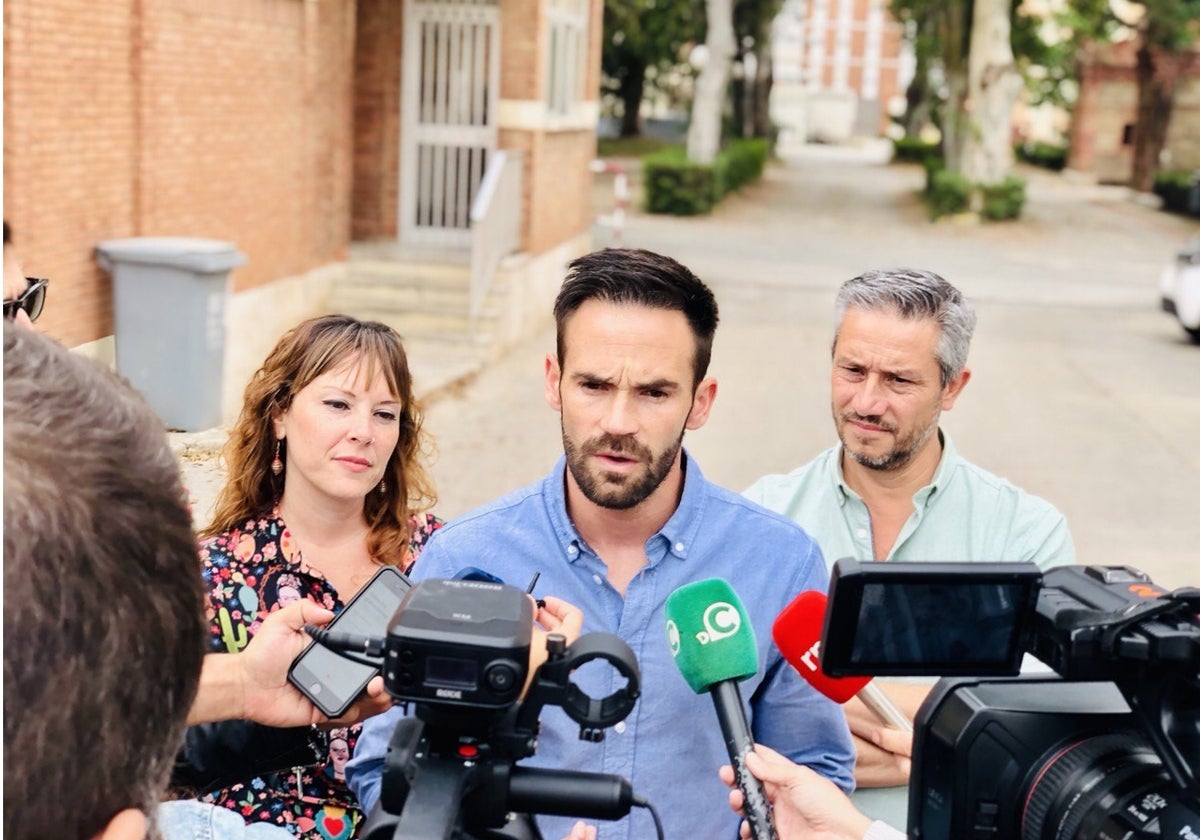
[821, 559, 1043, 677]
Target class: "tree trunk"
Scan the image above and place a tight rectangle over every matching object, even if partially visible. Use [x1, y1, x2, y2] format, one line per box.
[942, 70, 968, 172]
[960, 0, 1021, 187]
[752, 46, 773, 139]
[903, 47, 932, 138]
[619, 61, 647, 137]
[1130, 40, 1180, 192]
[731, 69, 747, 139]
[687, 0, 735, 164]
[939, 2, 969, 172]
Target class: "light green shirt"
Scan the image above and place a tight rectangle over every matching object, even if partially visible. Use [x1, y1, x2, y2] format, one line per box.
[744, 432, 1075, 829]
[744, 432, 1075, 572]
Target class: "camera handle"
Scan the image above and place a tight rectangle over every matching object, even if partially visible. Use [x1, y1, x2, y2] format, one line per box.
[515, 632, 641, 740]
[1093, 587, 1200, 796]
[368, 716, 477, 839]
[364, 709, 637, 839]
[364, 715, 546, 840]
[1122, 666, 1200, 797]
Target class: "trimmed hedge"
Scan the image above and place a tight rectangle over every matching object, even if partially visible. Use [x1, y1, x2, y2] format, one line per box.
[893, 137, 942, 164]
[979, 176, 1027, 221]
[1153, 170, 1200, 218]
[920, 157, 1027, 221]
[927, 169, 972, 219]
[1015, 141, 1067, 171]
[644, 139, 769, 215]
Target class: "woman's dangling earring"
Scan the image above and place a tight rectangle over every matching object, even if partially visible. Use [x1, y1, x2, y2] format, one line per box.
[271, 440, 284, 476]
[378, 479, 387, 494]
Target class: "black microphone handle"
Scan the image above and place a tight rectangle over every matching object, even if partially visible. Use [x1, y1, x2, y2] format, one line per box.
[710, 680, 779, 840]
[506, 766, 635, 820]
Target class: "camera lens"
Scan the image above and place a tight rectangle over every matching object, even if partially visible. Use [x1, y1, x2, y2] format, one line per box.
[1021, 732, 1178, 839]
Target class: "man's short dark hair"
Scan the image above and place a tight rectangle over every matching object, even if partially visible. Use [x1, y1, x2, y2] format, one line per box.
[3, 324, 207, 839]
[553, 248, 719, 387]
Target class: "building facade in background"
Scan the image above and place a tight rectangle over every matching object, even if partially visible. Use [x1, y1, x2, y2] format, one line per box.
[4, 0, 602, 418]
[771, 0, 908, 143]
[1068, 38, 1200, 184]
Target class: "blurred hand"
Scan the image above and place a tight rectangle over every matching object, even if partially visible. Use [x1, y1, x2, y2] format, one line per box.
[720, 744, 873, 840]
[560, 820, 596, 840]
[845, 686, 921, 787]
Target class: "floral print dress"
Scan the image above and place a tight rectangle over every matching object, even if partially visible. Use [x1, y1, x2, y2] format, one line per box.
[199, 509, 441, 839]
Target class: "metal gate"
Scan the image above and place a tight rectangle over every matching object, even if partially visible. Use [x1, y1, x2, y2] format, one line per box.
[400, 0, 499, 249]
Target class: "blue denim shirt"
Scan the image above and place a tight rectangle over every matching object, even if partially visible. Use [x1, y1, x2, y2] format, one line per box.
[347, 453, 854, 840]
[155, 801, 291, 840]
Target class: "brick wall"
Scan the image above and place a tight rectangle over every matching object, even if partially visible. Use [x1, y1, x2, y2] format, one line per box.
[500, 0, 541, 100]
[352, 0, 404, 240]
[4, 0, 356, 347]
[497, 0, 599, 256]
[1069, 39, 1200, 184]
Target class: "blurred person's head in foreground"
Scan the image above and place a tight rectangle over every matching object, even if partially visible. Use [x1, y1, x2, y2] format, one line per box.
[3, 322, 207, 840]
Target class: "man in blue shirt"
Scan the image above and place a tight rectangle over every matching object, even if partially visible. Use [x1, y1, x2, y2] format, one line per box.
[745, 268, 1075, 828]
[347, 248, 855, 840]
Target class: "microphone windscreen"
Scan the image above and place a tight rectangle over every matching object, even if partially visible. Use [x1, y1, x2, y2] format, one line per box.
[772, 590, 870, 704]
[665, 578, 758, 693]
[452, 566, 505, 584]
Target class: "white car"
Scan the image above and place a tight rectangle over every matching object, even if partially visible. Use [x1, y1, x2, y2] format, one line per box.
[1160, 236, 1200, 342]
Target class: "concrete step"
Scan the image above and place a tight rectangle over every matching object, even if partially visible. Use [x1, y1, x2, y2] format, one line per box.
[351, 307, 496, 347]
[335, 281, 500, 321]
[406, 337, 488, 400]
[335, 253, 507, 357]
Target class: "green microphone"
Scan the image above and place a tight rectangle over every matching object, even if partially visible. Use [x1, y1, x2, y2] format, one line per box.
[665, 578, 778, 840]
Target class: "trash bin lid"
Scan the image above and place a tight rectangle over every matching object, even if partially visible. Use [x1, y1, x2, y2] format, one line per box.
[95, 237, 247, 274]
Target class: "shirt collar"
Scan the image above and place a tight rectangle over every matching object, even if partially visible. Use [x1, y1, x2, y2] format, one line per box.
[542, 450, 707, 563]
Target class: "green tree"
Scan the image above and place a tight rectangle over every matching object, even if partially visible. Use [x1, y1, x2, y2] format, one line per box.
[1129, 0, 1200, 191]
[732, 0, 785, 138]
[890, 1, 972, 168]
[602, 0, 699, 136]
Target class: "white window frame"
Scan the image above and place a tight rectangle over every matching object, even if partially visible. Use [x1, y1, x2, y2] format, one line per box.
[545, 0, 588, 119]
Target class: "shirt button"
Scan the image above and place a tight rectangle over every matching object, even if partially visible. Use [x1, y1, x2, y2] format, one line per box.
[592, 574, 603, 585]
[674, 541, 685, 552]
[855, 528, 868, 540]
[614, 721, 626, 734]
[567, 545, 578, 557]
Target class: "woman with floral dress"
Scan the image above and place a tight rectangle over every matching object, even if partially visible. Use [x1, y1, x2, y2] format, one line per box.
[196, 315, 441, 839]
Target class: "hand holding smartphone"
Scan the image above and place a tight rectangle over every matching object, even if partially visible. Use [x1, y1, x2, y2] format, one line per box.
[287, 566, 413, 718]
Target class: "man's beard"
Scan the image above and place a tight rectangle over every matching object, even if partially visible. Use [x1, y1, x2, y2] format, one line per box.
[562, 427, 684, 510]
[836, 410, 938, 472]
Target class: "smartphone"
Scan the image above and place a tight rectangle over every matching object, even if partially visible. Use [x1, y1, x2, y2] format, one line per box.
[288, 565, 413, 718]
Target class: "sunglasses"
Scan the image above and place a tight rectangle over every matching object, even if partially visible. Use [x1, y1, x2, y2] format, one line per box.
[3, 277, 49, 322]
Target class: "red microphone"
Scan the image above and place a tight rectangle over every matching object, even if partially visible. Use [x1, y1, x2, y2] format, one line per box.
[772, 590, 912, 731]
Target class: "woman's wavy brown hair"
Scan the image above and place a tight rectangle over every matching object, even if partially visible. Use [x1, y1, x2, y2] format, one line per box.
[200, 315, 437, 566]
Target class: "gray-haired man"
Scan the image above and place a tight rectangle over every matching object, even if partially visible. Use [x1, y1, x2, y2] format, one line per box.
[745, 268, 1075, 826]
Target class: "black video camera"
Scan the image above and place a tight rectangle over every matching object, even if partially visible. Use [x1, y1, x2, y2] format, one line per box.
[313, 578, 643, 840]
[822, 559, 1200, 840]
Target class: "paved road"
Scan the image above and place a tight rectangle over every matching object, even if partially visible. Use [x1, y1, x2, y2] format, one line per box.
[422, 148, 1200, 590]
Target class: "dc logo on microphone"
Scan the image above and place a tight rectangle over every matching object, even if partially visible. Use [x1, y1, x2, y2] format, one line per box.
[666, 620, 681, 657]
[697, 602, 740, 644]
